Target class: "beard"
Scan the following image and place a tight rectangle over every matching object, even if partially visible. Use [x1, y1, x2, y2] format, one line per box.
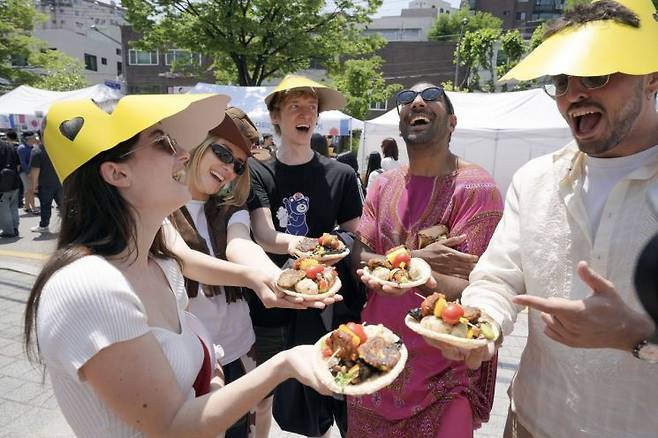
[400, 111, 448, 146]
[576, 82, 643, 156]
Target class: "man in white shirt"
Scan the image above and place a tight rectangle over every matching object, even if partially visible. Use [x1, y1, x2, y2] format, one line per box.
[428, 1, 658, 437]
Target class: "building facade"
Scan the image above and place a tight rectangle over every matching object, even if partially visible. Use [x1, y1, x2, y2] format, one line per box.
[365, 0, 455, 42]
[121, 26, 215, 94]
[467, 0, 566, 34]
[33, 0, 126, 86]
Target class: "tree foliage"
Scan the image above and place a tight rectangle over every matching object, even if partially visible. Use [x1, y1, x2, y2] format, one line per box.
[0, 0, 87, 90]
[330, 56, 401, 121]
[456, 28, 501, 91]
[122, 0, 384, 86]
[428, 6, 502, 41]
[31, 50, 88, 91]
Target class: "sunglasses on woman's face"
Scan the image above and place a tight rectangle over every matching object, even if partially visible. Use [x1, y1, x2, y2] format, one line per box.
[396, 87, 445, 106]
[544, 74, 611, 98]
[120, 133, 178, 159]
[210, 143, 246, 176]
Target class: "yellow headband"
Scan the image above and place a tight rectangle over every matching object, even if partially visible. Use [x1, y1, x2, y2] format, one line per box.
[44, 94, 229, 182]
[501, 0, 658, 81]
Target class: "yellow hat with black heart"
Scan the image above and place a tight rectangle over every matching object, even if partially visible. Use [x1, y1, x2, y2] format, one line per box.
[44, 94, 229, 182]
[501, 0, 658, 81]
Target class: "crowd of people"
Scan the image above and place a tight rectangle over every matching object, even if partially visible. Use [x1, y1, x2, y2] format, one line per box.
[9, 0, 658, 437]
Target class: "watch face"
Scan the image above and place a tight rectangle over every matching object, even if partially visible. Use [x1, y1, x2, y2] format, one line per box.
[638, 343, 658, 363]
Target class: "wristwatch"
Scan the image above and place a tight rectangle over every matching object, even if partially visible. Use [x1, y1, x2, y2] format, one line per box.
[632, 340, 658, 363]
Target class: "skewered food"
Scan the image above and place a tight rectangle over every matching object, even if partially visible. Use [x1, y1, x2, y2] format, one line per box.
[294, 233, 350, 262]
[362, 246, 431, 289]
[277, 258, 341, 299]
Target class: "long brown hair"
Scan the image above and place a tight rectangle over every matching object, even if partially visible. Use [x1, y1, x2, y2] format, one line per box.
[24, 131, 182, 364]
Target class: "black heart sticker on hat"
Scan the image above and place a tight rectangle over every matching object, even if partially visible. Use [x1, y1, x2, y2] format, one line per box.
[59, 117, 84, 141]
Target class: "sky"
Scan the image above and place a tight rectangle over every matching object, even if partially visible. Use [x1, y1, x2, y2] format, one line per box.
[373, 0, 462, 18]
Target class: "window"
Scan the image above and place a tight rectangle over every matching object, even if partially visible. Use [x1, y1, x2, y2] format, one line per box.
[101, 57, 107, 65]
[165, 49, 202, 66]
[84, 53, 98, 71]
[369, 101, 388, 111]
[128, 49, 159, 65]
[117, 61, 122, 76]
[115, 48, 121, 56]
[516, 12, 527, 20]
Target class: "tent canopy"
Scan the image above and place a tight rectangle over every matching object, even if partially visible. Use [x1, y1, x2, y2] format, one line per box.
[188, 82, 363, 136]
[0, 84, 123, 131]
[361, 88, 574, 191]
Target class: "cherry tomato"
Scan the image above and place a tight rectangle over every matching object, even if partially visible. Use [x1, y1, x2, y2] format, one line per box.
[346, 322, 368, 344]
[392, 252, 411, 268]
[306, 265, 324, 279]
[441, 303, 464, 325]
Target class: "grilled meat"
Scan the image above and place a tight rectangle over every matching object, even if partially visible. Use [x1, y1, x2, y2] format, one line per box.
[421, 292, 444, 317]
[462, 306, 481, 323]
[277, 269, 306, 289]
[367, 256, 392, 270]
[297, 237, 320, 252]
[358, 336, 401, 372]
[328, 329, 360, 361]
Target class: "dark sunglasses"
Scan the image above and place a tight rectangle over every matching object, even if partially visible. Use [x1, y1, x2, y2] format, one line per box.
[210, 143, 246, 176]
[119, 133, 178, 159]
[396, 87, 445, 106]
[544, 74, 611, 98]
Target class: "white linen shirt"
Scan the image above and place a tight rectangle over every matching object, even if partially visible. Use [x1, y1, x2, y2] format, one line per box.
[462, 142, 658, 438]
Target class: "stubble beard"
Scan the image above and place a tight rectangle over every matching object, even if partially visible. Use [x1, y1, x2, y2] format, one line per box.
[577, 84, 643, 156]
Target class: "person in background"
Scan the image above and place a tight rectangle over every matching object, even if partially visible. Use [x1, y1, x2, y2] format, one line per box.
[364, 151, 383, 190]
[0, 137, 21, 237]
[17, 132, 37, 213]
[5, 130, 23, 209]
[262, 133, 275, 154]
[336, 150, 365, 205]
[310, 133, 330, 157]
[380, 137, 400, 171]
[431, 1, 658, 437]
[23, 94, 332, 438]
[30, 137, 62, 233]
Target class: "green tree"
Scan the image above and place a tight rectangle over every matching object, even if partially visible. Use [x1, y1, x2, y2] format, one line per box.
[456, 28, 501, 91]
[32, 50, 88, 91]
[497, 30, 526, 91]
[123, 0, 384, 86]
[428, 6, 502, 41]
[1, 0, 87, 90]
[330, 56, 401, 121]
[0, 0, 42, 85]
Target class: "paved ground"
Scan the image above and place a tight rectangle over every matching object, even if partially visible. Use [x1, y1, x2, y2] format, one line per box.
[0, 209, 528, 437]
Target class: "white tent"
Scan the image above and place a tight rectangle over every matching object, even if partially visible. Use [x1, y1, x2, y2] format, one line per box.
[361, 88, 574, 192]
[187, 82, 364, 136]
[0, 84, 122, 131]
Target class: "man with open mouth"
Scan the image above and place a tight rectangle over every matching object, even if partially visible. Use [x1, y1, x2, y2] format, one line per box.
[429, 1, 658, 437]
[246, 75, 364, 437]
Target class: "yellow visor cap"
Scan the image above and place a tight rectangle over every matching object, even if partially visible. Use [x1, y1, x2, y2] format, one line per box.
[264, 74, 346, 112]
[44, 94, 229, 182]
[501, 0, 658, 81]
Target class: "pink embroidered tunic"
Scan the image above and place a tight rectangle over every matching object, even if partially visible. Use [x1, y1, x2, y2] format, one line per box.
[348, 164, 503, 437]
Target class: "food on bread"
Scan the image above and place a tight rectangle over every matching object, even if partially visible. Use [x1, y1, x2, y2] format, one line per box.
[295, 233, 348, 260]
[362, 246, 431, 288]
[407, 292, 498, 343]
[277, 258, 338, 297]
[316, 323, 407, 394]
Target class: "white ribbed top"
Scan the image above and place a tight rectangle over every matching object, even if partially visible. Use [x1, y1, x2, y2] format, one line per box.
[37, 255, 203, 437]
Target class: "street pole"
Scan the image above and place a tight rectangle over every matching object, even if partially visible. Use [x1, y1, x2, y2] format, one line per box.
[453, 18, 468, 90]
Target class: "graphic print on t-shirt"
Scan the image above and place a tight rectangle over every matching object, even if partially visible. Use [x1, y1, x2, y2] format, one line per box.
[277, 192, 310, 235]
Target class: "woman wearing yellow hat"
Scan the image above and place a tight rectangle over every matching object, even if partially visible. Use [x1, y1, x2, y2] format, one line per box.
[23, 95, 331, 437]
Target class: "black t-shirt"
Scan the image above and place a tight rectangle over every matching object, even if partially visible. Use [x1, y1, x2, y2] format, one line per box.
[247, 151, 363, 327]
[30, 147, 60, 188]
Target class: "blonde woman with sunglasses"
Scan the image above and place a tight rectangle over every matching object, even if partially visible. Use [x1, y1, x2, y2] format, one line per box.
[23, 96, 333, 438]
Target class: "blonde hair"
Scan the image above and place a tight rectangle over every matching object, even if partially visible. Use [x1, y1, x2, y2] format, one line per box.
[268, 89, 319, 136]
[187, 135, 251, 207]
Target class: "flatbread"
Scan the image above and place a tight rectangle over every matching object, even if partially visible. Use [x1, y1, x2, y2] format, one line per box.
[279, 276, 342, 300]
[404, 314, 499, 350]
[294, 247, 350, 263]
[312, 325, 408, 396]
[362, 257, 431, 289]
